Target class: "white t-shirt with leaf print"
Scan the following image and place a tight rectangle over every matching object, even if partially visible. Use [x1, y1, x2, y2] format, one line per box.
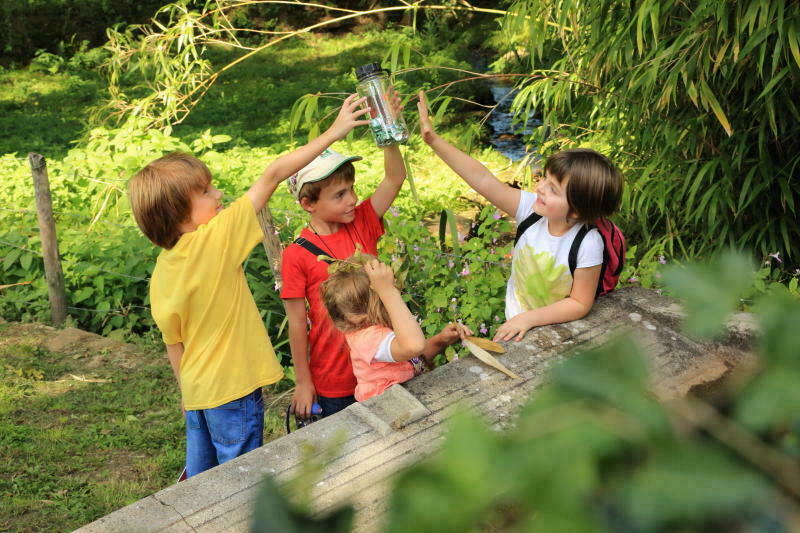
[505, 191, 604, 319]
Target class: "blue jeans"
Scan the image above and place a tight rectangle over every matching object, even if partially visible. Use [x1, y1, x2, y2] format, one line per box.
[185, 388, 264, 478]
[317, 394, 356, 418]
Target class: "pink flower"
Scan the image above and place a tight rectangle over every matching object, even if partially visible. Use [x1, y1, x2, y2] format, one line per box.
[658, 255, 667, 264]
[768, 252, 782, 264]
[493, 211, 502, 220]
[460, 266, 471, 276]
[479, 323, 488, 335]
[389, 206, 400, 217]
[628, 276, 639, 283]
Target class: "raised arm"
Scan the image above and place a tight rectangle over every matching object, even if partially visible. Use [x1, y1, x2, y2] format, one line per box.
[246, 94, 371, 212]
[370, 91, 407, 217]
[417, 90, 521, 217]
[364, 260, 426, 361]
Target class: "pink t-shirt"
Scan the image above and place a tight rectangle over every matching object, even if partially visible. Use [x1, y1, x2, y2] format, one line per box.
[346, 325, 415, 402]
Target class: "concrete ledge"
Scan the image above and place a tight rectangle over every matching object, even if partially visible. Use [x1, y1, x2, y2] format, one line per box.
[76, 287, 758, 533]
[349, 384, 431, 436]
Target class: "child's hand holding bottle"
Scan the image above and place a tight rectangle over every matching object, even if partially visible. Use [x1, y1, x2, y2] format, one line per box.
[327, 93, 372, 141]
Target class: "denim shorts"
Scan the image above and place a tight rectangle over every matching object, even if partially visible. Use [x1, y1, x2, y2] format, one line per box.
[184, 388, 264, 478]
[317, 394, 356, 418]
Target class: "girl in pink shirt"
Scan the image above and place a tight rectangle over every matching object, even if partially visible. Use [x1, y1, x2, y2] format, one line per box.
[321, 257, 471, 402]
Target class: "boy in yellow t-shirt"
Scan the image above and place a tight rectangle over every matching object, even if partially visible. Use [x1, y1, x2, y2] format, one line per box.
[128, 95, 371, 477]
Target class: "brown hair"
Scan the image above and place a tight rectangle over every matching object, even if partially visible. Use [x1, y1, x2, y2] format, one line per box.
[128, 152, 211, 249]
[544, 148, 624, 223]
[321, 254, 392, 333]
[298, 162, 355, 204]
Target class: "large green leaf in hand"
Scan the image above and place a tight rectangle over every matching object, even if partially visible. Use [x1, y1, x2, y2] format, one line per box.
[513, 246, 572, 310]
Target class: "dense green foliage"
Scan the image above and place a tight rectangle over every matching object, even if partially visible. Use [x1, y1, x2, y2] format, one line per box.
[0, 0, 166, 65]
[252, 253, 800, 532]
[494, 0, 800, 266]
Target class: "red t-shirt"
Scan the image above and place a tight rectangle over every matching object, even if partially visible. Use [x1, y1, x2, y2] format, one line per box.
[280, 198, 385, 397]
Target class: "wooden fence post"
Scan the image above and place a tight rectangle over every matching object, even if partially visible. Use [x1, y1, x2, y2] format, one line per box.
[256, 207, 284, 291]
[28, 153, 67, 326]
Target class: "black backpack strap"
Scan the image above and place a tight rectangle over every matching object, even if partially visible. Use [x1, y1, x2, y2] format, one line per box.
[514, 212, 543, 246]
[294, 237, 333, 264]
[567, 224, 591, 276]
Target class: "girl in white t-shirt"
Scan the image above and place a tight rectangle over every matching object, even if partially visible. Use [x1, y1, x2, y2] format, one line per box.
[321, 257, 472, 401]
[418, 91, 624, 342]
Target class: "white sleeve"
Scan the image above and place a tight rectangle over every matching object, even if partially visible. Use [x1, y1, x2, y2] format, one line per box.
[372, 331, 397, 363]
[515, 190, 538, 223]
[576, 228, 604, 269]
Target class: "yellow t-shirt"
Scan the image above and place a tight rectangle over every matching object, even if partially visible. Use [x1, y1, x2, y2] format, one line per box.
[150, 195, 284, 410]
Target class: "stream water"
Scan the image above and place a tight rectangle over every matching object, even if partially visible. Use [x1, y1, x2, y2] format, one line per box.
[485, 82, 541, 162]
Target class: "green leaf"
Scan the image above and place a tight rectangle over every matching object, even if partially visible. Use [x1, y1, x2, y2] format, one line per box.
[621, 444, 768, 528]
[698, 80, 732, 136]
[787, 23, 800, 68]
[662, 251, 754, 338]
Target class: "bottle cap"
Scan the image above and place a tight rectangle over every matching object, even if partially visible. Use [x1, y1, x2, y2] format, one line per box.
[355, 62, 388, 81]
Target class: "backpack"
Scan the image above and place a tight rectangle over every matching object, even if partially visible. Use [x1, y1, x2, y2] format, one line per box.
[513, 213, 625, 297]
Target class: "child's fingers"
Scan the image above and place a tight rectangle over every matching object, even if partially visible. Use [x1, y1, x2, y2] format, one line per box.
[347, 95, 368, 109]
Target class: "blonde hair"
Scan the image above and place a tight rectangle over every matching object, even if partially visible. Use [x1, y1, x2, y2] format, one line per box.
[321, 254, 392, 333]
[128, 152, 211, 249]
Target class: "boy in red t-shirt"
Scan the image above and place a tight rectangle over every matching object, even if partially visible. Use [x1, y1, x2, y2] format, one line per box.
[280, 95, 406, 418]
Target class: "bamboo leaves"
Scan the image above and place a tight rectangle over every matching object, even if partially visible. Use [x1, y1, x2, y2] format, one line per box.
[502, 0, 799, 264]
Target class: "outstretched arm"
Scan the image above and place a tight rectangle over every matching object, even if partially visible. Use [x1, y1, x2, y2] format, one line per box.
[422, 323, 473, 364]
[417, 90, 521, 217]
[246, 94, 371, 212]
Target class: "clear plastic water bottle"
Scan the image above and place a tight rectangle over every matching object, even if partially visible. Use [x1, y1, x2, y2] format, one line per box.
[355, 62, 409, 147]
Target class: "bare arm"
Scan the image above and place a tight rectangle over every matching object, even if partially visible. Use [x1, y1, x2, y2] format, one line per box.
[370, 92, 407, 217]
[165, 342, 184, 413]
[284, 298, 316, 418]
[364, 260, 426, 361]
[494, 265, 601, 342]
[421, 323, 473, 364]
[417, 91, 521, 217]
[246, 94, 371, 212]
[370, 144, 407, 217]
